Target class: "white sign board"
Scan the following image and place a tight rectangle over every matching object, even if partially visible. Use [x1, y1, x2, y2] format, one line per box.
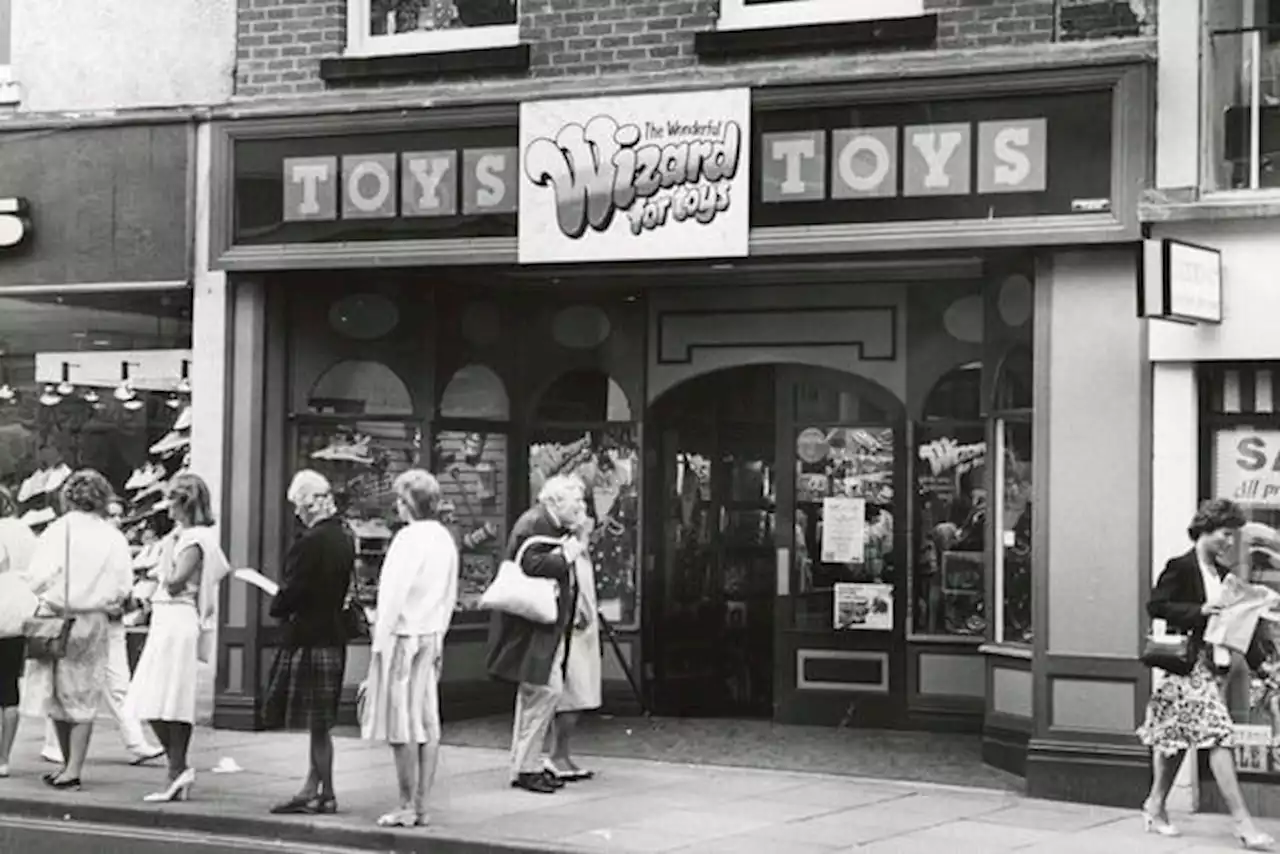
[834, 582, 893, 632]
[518, 89, 751, 264]
[1141, 238, 1223, 324]
[1215, 427, 1280, 506]
[821, 496, 865, 564]
[0, 197, 30, 250]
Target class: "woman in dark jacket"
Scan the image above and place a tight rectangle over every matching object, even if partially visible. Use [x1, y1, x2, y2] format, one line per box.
[1138, 498, 1273, 850]
[263, 470, 355, 815]
[485, 474, 583, 794]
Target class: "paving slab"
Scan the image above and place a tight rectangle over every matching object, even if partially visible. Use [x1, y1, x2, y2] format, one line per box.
[0, 716, 1271, 853]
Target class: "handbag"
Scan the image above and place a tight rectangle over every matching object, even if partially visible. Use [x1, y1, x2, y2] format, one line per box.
[1140, 631, 1197, 676]
[341, 592, 370, 642]
[479, 535, 566, 625]
[23, 518, 76, 661]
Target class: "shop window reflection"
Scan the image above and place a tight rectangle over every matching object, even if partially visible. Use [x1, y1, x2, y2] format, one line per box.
[995, 420, 1032, 644]
[433, 429, 508, 618]
[529, 370, 640, 628]
[913, 362, 987, 639]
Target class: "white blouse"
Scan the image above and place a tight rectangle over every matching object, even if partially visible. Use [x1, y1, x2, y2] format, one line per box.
[25, 512, 132, 613]
[373, 520, 459, 644]
[1197, 552, 1232, 668]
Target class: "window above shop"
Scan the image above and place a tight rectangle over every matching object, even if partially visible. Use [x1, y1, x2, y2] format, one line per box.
[345, 0, 519, 58]
[1207, 0, 1280, 191]
[716, 0, 924, 31]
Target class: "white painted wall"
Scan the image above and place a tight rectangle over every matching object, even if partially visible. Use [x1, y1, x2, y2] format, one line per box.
[1156, 0, 1204, 189]
[1148, 220, 1280, 362]
[10, 0, 236, 112]
[1045, 250, 1145, 657]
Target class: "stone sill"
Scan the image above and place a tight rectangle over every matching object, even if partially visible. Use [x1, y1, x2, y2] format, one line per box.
[1142, 188, 1280, 224]
[978, 643, 1033, 661]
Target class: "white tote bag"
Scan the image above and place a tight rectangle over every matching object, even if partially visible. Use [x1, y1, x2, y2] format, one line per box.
[480, 535, 566, 625]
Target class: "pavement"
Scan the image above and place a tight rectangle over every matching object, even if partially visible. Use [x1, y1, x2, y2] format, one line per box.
[0, 716, 1270, 853]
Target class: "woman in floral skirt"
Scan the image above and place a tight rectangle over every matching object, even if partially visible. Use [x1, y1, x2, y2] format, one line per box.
[1138, 498, 1273, 850]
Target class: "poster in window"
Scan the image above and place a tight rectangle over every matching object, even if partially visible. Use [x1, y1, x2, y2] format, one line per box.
[1216, 428, 1280, 506]
[820, 496, 865, 563]
[834, 582, 893, 631]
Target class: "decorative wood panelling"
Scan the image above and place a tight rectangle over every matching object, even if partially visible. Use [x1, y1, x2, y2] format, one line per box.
[656, 307, 897, 365]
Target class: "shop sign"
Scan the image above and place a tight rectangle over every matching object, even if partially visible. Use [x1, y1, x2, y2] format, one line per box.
[1139, 238, 1223, 324]
[0, 197, 31, 250]
[230, 126, 520, 247]
[281, 148, 518, 222]
[1215, 428, 1280, 506]
[518, 88, 752, 264]
[751, 89, 1114, 229]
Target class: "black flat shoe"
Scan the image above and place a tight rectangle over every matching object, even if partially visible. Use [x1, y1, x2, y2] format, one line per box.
[510, 773, 557, 794]
[44, 776, 81, 790]
[313, 796, 338, 815]
[270, 794, 318, 814]
[540, 770, 566, 789]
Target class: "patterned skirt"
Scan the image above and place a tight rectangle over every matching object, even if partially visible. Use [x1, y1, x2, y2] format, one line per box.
[262, 645, 346, 731]
[1137, 657, 1235, 755]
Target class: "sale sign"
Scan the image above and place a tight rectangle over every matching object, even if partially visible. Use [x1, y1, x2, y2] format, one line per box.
[1216, 428, 1280, 506]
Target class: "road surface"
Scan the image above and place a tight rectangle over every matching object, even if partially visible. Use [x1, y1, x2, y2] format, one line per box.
[0, 816, 370, 854]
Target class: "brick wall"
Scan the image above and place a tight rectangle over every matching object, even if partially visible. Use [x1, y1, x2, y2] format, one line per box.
[235, 0, 1155, 99]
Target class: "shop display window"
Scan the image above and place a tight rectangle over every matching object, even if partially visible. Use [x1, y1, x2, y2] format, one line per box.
[435, 363, 511, 623]
[0, 290, 193, 627]
[992, 347, 1033, 646]
[529, 370, 640, 629]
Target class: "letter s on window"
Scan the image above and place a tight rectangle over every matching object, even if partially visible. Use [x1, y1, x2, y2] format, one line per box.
[0, 198, 30, 250]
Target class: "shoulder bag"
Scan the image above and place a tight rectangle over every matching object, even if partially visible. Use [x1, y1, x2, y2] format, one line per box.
[480, 535, 566, 625]
[23, 518, 76, 661]
[1140, 630, 1196, 677]
[341, 578, 370, 642]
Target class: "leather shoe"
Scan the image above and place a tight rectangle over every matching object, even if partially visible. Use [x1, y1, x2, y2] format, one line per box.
[510, 772, 557, 794]
[541, 770, 566, 789]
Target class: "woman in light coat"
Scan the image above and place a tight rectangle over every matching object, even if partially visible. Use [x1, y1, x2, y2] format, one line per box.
[0, 485, 35, 777]
[23, 470, 133, 790]
[125, 473, 231, 803]
[361, 470, 458, 828]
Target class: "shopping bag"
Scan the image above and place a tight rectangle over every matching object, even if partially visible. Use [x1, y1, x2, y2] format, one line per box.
[479, 535, 565, 625]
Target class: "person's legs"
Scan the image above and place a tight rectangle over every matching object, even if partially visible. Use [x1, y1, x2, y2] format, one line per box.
[52, 719, 71, 767]
[104, 623, 161, 759]
[42, 718, 62, 763]
[1143, 748, 1185, 819]
[58, 722, 93, 781]
[1208, 746, 1272, 843]
[311, 724, 335, 801]
[511, 682, 559, 781]
[168, 723, 193, 782]
[414, 741, 439, 821]
[551, 711, 579, 765]
[0, 707, 19, 775]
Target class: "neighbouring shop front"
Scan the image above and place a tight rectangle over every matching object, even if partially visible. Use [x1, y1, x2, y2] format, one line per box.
[1145, 216, 1280, 817]
[209, 57, 1155, 801]
[0, 120, 196, 668]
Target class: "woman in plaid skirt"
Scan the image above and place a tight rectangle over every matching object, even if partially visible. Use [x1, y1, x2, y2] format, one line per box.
[263, 470, 355, 815]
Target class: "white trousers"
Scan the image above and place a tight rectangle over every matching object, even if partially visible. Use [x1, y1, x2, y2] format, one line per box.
[509, 643, 564, 780]
[43, 623, 157, 758]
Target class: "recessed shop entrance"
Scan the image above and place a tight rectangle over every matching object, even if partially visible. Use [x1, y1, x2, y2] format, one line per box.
[645, 364, 906, 723]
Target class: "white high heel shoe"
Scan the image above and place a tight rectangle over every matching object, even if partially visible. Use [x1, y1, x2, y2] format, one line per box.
[143, 767, 195, 803]
[1141, 810, 1181, 837]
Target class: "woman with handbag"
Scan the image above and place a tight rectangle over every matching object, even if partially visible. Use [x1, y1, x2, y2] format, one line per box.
[21, 470, 134, 790]
[360, 470, 458, 828]
[1138, 498, 1274, 850]
[262, 469, 355, 815]
[485, 475, 584, 794]
[124, 473, 231, 803]
[0, 485, 36, 777]
[542, 511, 602, 783]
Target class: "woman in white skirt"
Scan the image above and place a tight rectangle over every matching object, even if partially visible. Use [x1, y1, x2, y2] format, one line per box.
[125, 473, 231, 803]
[543, 515, 602, 782]
[361, 470, 458, 828]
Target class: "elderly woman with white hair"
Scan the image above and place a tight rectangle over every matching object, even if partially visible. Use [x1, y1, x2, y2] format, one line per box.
[262, 469, 355, 815]
[360, 469, 459, 828]
[486, 474, 586, 794]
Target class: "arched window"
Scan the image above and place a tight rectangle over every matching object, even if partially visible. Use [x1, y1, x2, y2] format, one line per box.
[533, 369, 632, 423]
[921, 361, 983, 422]
[307, 360, 412, 416]
[439, 364, 509, 420]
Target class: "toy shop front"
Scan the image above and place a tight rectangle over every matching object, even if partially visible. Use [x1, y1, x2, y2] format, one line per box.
[0, 119, 196, 670]
[209, 59, 1156, 799]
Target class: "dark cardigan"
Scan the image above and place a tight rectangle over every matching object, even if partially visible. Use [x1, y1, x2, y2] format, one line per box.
[270, 516, 355, 649]
[1148, 548, 1266, 672]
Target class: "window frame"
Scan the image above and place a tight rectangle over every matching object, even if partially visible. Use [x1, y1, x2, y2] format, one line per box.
[715, 0, 925, 31]
[344, 0, 520, 58]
